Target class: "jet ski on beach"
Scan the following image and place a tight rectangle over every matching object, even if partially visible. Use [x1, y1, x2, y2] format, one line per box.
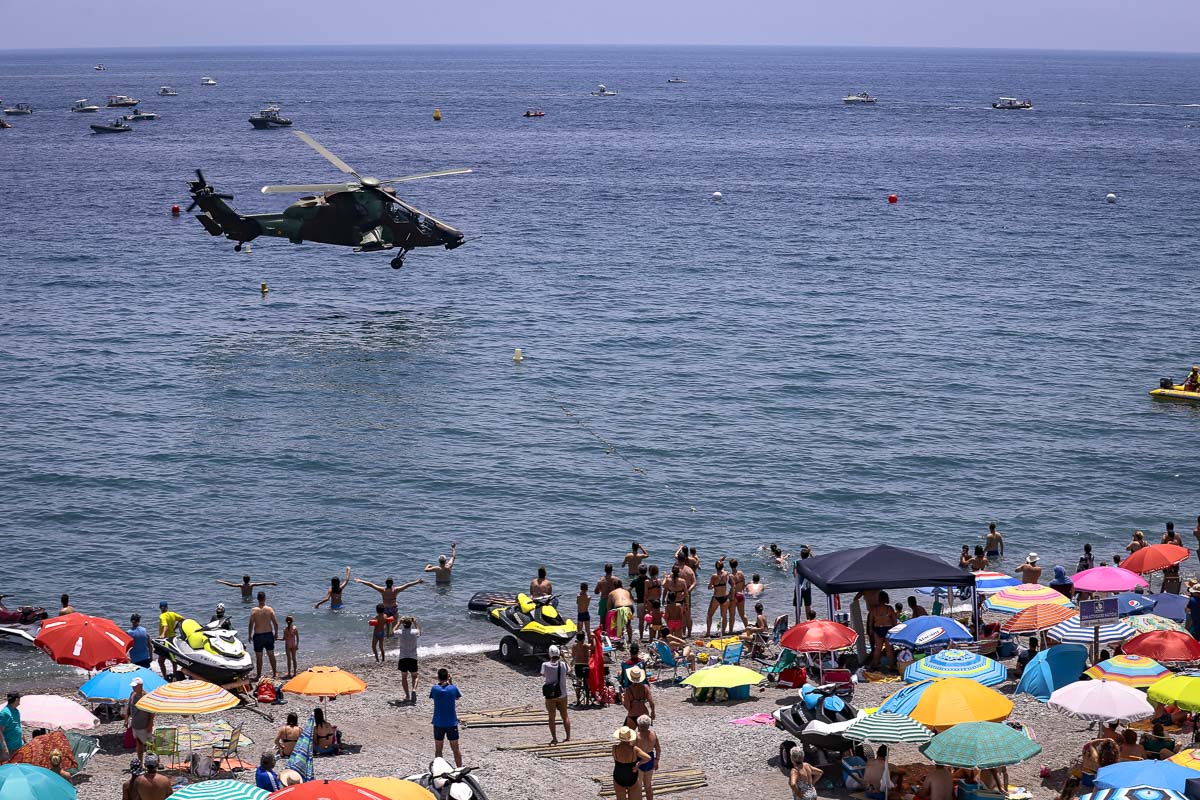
[468, 591, 577, 662]
[0, 596, 48, 647]
[152, 618, 253, 686]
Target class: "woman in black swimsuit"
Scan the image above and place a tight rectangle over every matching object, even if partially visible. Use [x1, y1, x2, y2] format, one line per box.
[705, 560, 732, 638]
[315, 567, 352, 610]
[868, 591, 898, 670]
[274, 711, 301, 757]
[612, 725, 650, 800]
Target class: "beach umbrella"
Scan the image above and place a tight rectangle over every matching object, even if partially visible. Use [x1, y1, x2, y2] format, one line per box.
[33, 613, 131, 671]
[0, 764, 76, 800]
[1047, 679, 1153, 723]
[908, 677, 1012, 730]
[1095, 760, 1199, 793]
[1121, 544, 1191, 575]
[1080, 788, 1187, 800]
[1147, 594, 1189, 623]
[1148, 672, 1200, 712]
[1071, 566, 1148, 593]
[919, 721, 1042, 769]
[779, 620, 857, 653]
[1085, 655, 1172, 688]
[887, 616, 973, 651]
[984, 584, 1074, 615]
[135, 679, 238, 715]
[286, 715, 315, 782]
[680, 664, 763, 689]
[1169, 748, 1200, 769]
[8, 730, 77, 772]
[903, 649, 1007, 687]
[877, 679, 937, 717]
[272, 780, 391, 800]
[282, 666, 367, 699]
[171, 780, 269, 800]
[347, 778, 436, 800]
[15, 695, 98, 731]
[1127, 614, 1187, 635]
[1126, 631, 1200, 666]
[78, 663, 166, 704]
[1116, 593, 1158, 616]
[844, 711, 933, 744]
[1047, 616, 1136, 647]
[921, 573, 1018, 596]
[1001, 603, 1077, 634]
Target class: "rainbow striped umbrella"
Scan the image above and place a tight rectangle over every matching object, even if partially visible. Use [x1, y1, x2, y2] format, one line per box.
[1127, 614, 1187, 635]
[904, 649, 1007, 687]
[172, 781, 269, 800]
[1048, 616, 1137, 647]
[985, 584, 1075, 615]
[1085, 655, 1171, 688]
[135, 679, 238, 715]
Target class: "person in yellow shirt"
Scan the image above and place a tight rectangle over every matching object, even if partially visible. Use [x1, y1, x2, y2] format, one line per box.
[1184, 366, 1200, 393]
[157, 601, 183, 679]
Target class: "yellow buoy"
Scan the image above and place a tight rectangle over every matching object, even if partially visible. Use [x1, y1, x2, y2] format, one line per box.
[512, 347, 524, 363]
[433, 108, 442, 121]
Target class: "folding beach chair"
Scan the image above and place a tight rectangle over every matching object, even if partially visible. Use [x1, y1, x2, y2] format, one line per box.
[771, 614, 789, 645]
[652, 641, 682, 684]
[211, 722, 245, 772]
[147, 727, 180, 768]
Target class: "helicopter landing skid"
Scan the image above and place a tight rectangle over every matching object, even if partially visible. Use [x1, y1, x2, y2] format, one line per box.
[390, 252, 407, 270]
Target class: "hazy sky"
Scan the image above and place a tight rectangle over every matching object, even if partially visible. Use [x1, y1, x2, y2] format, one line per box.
[3, 0, 1199, 53]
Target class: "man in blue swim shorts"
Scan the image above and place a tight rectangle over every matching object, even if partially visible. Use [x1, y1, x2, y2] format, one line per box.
[248, 591, 279, 681]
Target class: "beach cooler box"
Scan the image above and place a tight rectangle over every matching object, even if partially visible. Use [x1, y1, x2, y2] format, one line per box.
[997, 634, 1017, 659]
[727, 685, 751, 701]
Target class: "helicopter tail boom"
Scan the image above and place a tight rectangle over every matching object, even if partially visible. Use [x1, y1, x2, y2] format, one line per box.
[187, 170, 262, 246]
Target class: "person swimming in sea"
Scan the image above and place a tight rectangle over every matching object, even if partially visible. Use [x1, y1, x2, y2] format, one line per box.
[315, 567, 352, 610]
[216, 575, 277, 600]
[423, 543, 458, 584]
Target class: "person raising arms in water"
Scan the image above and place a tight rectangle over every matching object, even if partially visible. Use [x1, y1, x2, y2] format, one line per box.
[315, 567, 352, 609]
[354, 576, 424, 635]
[216, 575, 277, 600]
[423, 543, 458, 584]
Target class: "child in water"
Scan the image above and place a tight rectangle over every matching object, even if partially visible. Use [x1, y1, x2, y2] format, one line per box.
[283, 615, 300, 677]
[370, 604, 394, 662]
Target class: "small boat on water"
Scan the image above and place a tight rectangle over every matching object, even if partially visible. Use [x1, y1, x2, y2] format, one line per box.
[3, 103, 33, 115]
[70, 99, 100, 113]
[523, 108, 545, 118]
[106, 94, 139, 107]
[123, 108, 158, 121]
[843, 91, 877, 104]
[200, 76, 217, 86]
[90, 118, 133, 134]
[158, 86, 178, 96]
[667, 77, 687, 84]
[249, 105, 292, 128]
[1151, 375, 1200, 404]
[93, 64, 105, 71]
[590, 84, 618, 96]
[0, 120, 12, 129]
[993, 97, 1032, 110]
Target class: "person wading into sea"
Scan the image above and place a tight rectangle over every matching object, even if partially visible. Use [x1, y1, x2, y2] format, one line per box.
[622, 542, 649, 577]
[216, 575, 277, 600]
[248, 592, 279, 681]
[423, 543, 458, 584]
[355, 576, 424, 636]
[315, 567, 352, 610]
[985, 522, 1005, 560]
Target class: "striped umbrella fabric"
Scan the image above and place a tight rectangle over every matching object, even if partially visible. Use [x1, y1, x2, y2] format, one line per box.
[878, 679, 937, 717]
[919, 721, 1042, 768]
[1047, 616, 1136, 647]
[1085, 655, 1171, 688]
[1080, 788, 1186, 800]
[1001, 603, 1077, 634]
[845, 712, 933, 744]
[1168, 748, 1200, 769]
[286, 715, 315, 781]
[904, 649, 1007, 687]
[1127, 614, 1187, 635]
[172, 780, 269, 800]
[135, 680, 238, 715]
[985, 585, 1075, 615]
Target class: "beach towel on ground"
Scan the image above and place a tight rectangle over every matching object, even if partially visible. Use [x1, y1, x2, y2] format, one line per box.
[730, 713, 775, 726]
[286, 715, 315, 781]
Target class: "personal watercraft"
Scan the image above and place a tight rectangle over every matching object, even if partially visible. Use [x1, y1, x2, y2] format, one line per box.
[774, 684, 862, 774]
[0, 598, 47, 647]
[404, 758, 490, 800]
[152, 618, 253, 685]
[469, 591, 577, 662]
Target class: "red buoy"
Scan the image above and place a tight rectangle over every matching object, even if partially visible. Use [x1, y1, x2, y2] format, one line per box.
[171, 204, 181, 216]
[887, 194, 898, 204]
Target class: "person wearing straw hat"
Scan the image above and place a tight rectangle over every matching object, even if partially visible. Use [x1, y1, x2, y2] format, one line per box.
[623, 665, 654, 730]
[611, 726, 650, 800]
[1017, 553, 1042, 584]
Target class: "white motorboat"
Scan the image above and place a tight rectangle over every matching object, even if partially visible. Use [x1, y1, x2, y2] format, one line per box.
[843, 91, 877, 104]
[590, 84, 618, 96]
[249, 105, 292, 128]
[106, 94, 139, 107]
[93, 64, 106, 71]
[123, 109, 158, 121]
[71, 99, 100, 112]
[667, 77, 687, 84]
[200, 76, 217, 86]
[158, 86, 178, 96]
[4, 103, 33, 115]
[993, 96, 1032, 110]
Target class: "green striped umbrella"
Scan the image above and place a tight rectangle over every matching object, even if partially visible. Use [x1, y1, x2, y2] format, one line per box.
[919, 721, 1043, 769]
[845, 711, 934, 744]
[171, 780, 269, 800]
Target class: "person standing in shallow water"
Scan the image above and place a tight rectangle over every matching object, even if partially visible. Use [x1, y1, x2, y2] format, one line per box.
[969, 546, 989, 572]
[315, 567, 352, 609]
[423, 543, 457, 584]
[985, 522, 1004, 560]
[216, 575, 277, 600]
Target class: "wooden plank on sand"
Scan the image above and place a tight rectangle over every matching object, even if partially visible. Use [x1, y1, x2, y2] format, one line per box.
[593, 767, 707, 797]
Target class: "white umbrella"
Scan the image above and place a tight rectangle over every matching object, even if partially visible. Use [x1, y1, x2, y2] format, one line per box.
[17, 694, 100, 731]
[1047, 679, 1153, 723]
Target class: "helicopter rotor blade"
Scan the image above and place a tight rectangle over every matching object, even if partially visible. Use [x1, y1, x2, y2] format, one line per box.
[379, 168, 473, 185]
[293, 130, 358, 177]
[259, 182, 358, 194]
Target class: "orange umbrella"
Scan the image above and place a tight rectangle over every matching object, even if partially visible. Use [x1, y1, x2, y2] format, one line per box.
[908, 677, 1013, 731]
[34, 613, 132, 670]
[9, 730, 77, 772]
[1121, 544, 1190, 574]
[282, 666, 366, 699]
[1001, 603, 1077, 634]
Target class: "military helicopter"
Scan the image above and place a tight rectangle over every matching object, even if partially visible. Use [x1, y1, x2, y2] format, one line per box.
[187, 130, 471, 269]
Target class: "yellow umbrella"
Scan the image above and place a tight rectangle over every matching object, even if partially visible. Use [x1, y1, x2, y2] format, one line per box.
[282, 666, 366, 698]
[347, 777, 436, 800]
[909, 677, 1012, 731]
[679, 665, 764, 689]
[135, 679, 239, 715]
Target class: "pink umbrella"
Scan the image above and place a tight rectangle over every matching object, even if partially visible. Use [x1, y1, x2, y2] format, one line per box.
[1071, 566, 1147, 593]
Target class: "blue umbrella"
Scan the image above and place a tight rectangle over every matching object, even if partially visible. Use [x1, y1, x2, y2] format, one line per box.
[904, 649, 1008, 687]
[1116, 593, 1157, 617]
[1095, 760, 1198, 793]
[1080, 788, 1186, 800]
[1147, 593, 1188, 623]
[79, 664, 166, 704]
[877, 679, 936, 716]
[0, 764, 76, 800]
[887, 616, 974, 651]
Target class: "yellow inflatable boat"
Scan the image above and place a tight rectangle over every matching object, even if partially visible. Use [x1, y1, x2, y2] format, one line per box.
[1150, 383, 1200, 403]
